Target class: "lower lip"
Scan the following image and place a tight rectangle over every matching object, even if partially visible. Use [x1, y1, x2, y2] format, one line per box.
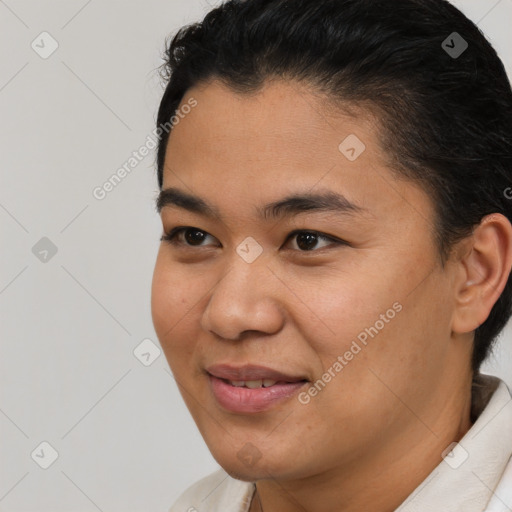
[209, 375, 307, 413]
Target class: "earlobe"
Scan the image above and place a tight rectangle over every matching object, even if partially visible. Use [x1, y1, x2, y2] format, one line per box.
[452, 214, 512, 334]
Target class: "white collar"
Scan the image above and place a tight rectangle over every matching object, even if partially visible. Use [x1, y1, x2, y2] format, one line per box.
[396, 374, 512, 512]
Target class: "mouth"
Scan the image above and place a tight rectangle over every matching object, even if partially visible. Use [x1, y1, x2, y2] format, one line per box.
[206, 364, 308, 382]
[221, 378, 293, 388]
[206, 364, 309, 413]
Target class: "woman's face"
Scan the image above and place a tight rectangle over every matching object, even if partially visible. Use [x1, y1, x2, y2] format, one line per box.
[151, 79, 465, 481]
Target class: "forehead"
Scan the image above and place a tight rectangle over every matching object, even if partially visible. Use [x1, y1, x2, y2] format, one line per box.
[169, 79, 379, 154]
[161, 79, 435, 230]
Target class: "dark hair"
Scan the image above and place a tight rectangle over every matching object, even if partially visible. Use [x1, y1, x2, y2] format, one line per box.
[155, 0, 512, 373]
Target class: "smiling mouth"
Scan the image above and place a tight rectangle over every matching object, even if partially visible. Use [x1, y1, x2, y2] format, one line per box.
[223, 378, 305, 388]
[205, 363, 308, 382]
[205, 364, 310, 413]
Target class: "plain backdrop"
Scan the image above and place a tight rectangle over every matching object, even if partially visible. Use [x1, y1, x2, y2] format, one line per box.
[1, 0, 511, 510]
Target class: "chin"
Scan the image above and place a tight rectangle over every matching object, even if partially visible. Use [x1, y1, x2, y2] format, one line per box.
[222, 466, 262, 482]
[209, 443, 295, 482]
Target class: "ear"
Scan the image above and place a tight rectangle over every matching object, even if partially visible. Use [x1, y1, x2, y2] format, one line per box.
[452, 213, 512, 334]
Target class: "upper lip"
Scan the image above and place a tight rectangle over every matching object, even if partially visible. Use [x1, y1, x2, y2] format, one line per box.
[206, 364, 308, 382]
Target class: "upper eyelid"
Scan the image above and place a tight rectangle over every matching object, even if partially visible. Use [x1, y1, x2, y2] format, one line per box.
[161, 226, 345, 246]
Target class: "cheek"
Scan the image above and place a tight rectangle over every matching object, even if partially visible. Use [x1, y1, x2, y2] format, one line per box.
[296, 263, 444, 407]
[324, 273, 454, 416]
[293, 267, 400, 360]
[150, 255, 201, 360]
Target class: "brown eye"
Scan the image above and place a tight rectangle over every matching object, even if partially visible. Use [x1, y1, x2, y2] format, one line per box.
[286, 231, 342, 252]
[160, 227, 218, 247]
[295, 232, 322, 251]
[182, 228, 208, 246]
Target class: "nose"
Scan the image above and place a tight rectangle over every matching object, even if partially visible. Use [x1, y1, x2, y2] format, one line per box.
[200, 253, 285, 341]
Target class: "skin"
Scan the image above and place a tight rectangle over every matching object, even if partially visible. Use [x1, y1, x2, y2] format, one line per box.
[151, 78, 512, 512]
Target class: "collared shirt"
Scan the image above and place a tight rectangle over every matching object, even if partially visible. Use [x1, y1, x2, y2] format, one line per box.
[169, 374, 512, 512]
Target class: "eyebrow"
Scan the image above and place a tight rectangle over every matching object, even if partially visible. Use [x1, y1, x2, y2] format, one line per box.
[156, 186, 367, 221]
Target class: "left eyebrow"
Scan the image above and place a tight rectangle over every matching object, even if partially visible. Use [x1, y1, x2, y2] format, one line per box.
[156, 186, 367, 221]
[259, 189, 367, 221]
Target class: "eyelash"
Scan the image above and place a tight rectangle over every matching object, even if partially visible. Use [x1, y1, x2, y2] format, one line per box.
[160, 226, 347, 253]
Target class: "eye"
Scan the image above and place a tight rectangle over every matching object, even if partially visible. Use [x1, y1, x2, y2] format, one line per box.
[161, 226, 347, 252]
[284, 230, 343, 252]
[160, 227, 218, 248]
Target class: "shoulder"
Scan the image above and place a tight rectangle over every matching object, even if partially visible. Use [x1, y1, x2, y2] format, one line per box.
[168, 468, 255, 512]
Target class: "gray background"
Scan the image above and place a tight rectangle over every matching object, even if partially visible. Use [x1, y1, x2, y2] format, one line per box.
[1, 0, 511, 510]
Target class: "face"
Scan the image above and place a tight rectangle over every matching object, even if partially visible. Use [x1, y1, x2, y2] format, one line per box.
[151, 79, 466, 482]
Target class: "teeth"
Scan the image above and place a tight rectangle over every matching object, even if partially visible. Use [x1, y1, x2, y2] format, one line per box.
[245, 380, 263, 389]
[228, 379, 278, 388]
